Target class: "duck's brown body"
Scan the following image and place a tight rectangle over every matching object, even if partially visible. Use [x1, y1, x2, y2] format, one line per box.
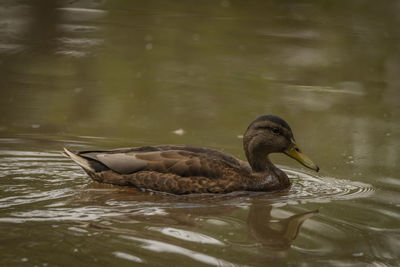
[64, 145, 290, 194]
[64, 115, 318, 194]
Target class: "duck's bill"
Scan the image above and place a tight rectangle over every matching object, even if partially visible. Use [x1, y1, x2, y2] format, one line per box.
[284, 139, 319, 172]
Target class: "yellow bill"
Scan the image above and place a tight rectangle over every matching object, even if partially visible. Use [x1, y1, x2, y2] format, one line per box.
[284, 139, 319, 172]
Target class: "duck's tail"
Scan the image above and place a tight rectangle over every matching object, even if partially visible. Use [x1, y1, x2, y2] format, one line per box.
[62, 148, 94, 172]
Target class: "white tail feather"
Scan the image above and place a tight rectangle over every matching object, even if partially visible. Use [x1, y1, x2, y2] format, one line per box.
[62, 148, 94, 172]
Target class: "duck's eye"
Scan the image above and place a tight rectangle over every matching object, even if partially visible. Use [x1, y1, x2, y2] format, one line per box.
[271, 127, 280, 135]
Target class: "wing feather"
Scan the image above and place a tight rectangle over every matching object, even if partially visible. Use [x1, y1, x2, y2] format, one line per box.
[78, 146, 242, 177]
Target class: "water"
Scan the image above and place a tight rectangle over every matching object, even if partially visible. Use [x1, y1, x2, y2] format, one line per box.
[1, 0, 399, 266]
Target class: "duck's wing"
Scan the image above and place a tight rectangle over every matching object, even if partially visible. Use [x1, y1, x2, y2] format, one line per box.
[77, 145, 242, 178]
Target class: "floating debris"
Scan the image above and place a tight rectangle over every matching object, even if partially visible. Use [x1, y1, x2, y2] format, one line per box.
[172, 129, 185, 136]
[145, 43, 153, 50]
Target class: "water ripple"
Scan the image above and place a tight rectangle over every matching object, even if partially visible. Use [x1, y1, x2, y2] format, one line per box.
[112, 251, 145, 263]
[57, 7, 108, 20]
[284, 168, 375, 204]
[0, 206, 124, 223]
[120, 235, 240, 267]
[58, 24, 101, 33]
[147, 226, 224, 245]
[0, 188, 74, 209]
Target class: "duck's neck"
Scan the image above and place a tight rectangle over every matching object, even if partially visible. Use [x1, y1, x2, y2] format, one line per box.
[244, 141, 273, 172]
[245, 150, 290, 190]
[247, 152, 273, 173]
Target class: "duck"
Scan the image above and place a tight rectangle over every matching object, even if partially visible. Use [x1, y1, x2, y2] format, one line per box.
[63, 115, 319, 194]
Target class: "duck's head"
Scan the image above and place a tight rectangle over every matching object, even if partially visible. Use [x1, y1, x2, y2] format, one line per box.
[243, 115, 319, 173]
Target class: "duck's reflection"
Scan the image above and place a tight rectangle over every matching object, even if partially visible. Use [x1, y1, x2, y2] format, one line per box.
[74, 186, 317, 251]
[247, 202, 318, 250]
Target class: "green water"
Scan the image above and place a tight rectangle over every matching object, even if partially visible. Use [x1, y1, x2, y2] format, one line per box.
[0, 0, 399, 266]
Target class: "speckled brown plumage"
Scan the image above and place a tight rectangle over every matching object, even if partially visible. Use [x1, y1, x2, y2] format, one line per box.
[63, 115, 319, 194]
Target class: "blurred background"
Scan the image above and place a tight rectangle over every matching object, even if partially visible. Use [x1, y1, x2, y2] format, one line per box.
[0, 0, 399, 266]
